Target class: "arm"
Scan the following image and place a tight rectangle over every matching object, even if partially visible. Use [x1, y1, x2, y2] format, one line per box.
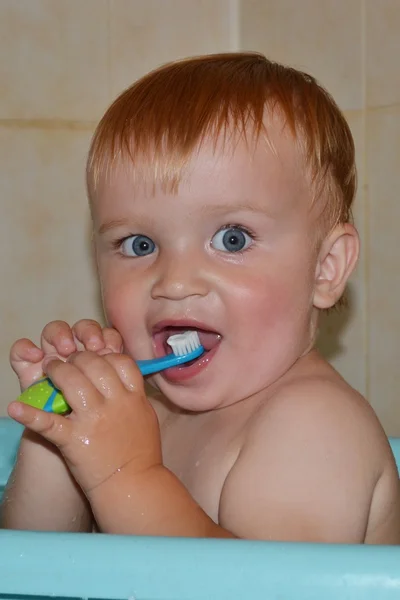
[7, 349, 235, 538]
[1, 429, 91, 531]
[89, 462, 235, 538]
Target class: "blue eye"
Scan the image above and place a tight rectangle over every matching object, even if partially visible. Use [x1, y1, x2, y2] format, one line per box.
[121, 235, 156, 257]
[211, 227, 253, 253]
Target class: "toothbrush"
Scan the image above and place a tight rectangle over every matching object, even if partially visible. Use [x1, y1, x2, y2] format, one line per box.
[17, 331, 204, 415]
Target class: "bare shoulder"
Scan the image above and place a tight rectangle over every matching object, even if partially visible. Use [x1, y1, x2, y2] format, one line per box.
[219, 355, 400, 543]
[258, 362, 393, 471]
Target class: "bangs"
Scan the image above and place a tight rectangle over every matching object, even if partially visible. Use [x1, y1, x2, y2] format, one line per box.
[88, 53, 272, 194]
[88, 54, 303, 193]
[87, 52, 355, 231]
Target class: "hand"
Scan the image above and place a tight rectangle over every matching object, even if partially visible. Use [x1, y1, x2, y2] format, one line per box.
[10, 319, 123, 392]
[7, 351, 162, 496]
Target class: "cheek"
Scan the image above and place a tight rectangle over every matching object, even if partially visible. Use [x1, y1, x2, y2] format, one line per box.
[100, 278, 145, 344]
[237, 284, 292, 341]
[222, 266, 316, 390]
[230, 264, 315, 330]
[99, 261, 139, 318]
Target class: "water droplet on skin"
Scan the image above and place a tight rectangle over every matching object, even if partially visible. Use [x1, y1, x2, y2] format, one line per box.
[120, 365, 134, 387]
[195, 460, 200, 467]
[76, 435, 90, 446]
[98, 376, 110, 394]
[77, 388, 87, 408]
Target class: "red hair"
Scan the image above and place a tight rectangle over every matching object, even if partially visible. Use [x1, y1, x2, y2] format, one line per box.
[87, 52, 356, 234]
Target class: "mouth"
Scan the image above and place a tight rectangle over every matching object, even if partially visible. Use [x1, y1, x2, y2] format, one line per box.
[152, 321, 222, 380]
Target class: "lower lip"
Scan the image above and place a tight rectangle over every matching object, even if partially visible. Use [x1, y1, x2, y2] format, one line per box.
[159, 343, 220, 382]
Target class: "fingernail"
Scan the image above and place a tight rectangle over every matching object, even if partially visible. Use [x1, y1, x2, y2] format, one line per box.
[60, 337, 74, 349]
[9, 401, 24, 417]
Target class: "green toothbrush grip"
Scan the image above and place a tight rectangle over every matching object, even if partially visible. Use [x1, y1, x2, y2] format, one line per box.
[17, 378, 71, 414]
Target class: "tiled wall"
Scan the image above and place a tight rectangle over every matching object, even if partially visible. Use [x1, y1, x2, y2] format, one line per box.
[0, 1, 399, 435]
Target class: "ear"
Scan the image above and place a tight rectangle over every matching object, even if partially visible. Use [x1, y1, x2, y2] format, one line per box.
[313, 223, 360, 309]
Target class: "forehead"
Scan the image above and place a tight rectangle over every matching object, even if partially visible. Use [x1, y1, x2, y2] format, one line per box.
[190, 117, 307, 204]
[92, 114, 310, 219]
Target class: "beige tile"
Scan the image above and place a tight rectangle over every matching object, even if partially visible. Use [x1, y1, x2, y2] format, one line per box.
[366, 0, 400, 108]
[109, 0, 233, 97]
[366, 107, 400, 435]
[240, 0, 363, 110]
[0, 125, 103, 415]
[0, 0, 109, 120]
[317, 111, 367, 396]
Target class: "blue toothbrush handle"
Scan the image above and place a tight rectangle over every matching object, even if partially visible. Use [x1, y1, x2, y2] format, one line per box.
[137, 345, 204, 375]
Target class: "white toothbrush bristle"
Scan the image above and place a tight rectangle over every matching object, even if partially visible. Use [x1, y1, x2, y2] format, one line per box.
[167, 330, 201, 356]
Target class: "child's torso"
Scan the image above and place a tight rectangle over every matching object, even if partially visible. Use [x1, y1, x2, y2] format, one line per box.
[154, 399, 254, 522]
[148, 351, 400, 542]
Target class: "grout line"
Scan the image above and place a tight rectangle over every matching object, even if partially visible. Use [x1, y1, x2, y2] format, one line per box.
[361, 0, 370, 400]
[229, 0, 241, 51]
[0, 119, 98, 131]
[341, 104, 400, 116]
[107, 0, 112, 101]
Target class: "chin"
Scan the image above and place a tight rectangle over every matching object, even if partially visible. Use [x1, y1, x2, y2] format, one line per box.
[156, 380, 228, 412]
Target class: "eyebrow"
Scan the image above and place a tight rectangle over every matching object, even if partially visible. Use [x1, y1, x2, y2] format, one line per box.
[195, 201, 268, 215]
[192, 200, 278, 222]
[97, 201, 271, 235]
[97, 218, 131, 236]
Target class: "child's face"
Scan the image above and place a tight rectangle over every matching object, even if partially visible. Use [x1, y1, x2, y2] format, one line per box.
[92, 118, 321, 411]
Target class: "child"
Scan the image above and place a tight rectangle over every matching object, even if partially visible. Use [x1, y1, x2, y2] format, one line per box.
[2, 52, 400, 542]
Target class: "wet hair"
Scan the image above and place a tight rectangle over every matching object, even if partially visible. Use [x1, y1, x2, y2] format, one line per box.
[87, 52, 356, 237]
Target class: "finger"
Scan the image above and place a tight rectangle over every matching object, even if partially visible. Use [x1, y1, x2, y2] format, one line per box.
[7, 401, 71, 448]
[41, 321, 76, 357]
[67, 351, 127, 399]
[10, 339, 45, 391]
[102, 327, 124, 353]
[102, 353, 144, 393]
[43, 356, 101, 412]
[10, 338, 43, 368]
[72, 319, 106, 352]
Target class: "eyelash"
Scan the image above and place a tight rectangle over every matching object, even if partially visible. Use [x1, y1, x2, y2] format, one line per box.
[112, 236, 131, 252]
[111, 236, 139, 259]
[111, 224, 259, 255]
[216, 224, 259, 251]
[220, 223, 257, 238]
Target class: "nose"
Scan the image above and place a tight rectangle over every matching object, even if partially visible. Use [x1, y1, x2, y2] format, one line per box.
[151, 250, 210, 301]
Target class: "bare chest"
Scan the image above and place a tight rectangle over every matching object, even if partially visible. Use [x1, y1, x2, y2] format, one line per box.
[159, 413, 243, 523]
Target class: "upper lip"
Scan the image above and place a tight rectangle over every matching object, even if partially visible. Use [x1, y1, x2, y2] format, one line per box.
[151, 319, 221, 335]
